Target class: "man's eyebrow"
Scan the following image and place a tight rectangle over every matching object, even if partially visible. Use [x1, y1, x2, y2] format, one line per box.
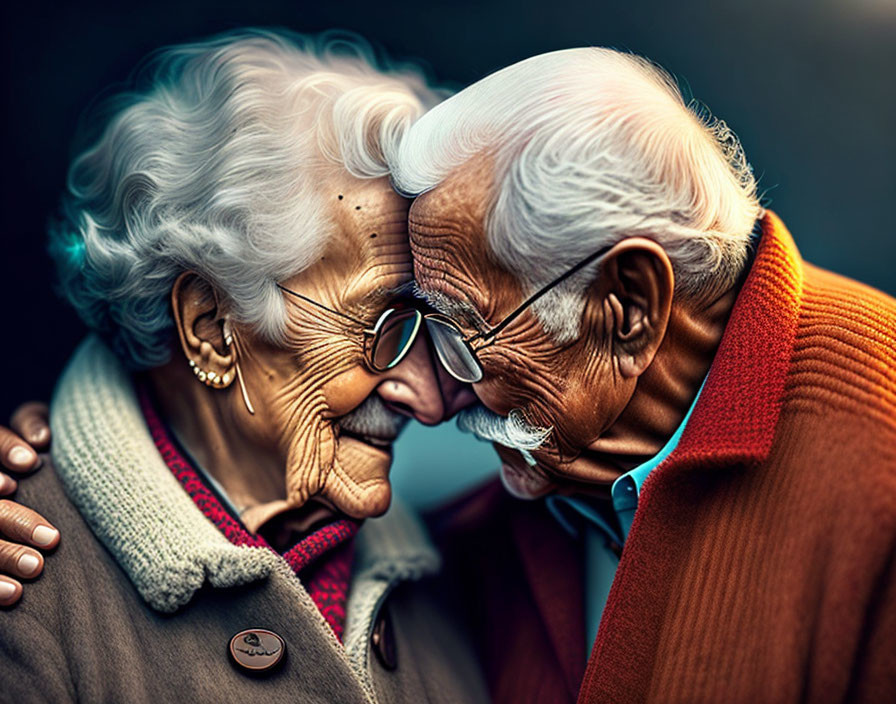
[389, 281, 418, 299]
[412, 283, 487, 329]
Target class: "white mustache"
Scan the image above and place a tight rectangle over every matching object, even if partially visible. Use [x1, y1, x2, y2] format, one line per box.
[338, 394, 409, 439]
[456, 404, 552, 459]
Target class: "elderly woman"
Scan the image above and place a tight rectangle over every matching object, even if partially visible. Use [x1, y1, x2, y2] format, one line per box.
[0, 30, 486, 703]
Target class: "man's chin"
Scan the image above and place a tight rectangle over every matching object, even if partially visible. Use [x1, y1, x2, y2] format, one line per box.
[494, 445, 556, 500]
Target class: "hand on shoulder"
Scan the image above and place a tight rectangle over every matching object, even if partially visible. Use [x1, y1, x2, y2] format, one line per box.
[0, 402, 59, 607]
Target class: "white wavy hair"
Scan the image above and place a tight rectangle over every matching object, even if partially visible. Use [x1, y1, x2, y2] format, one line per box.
[391, 48, 762, 342]
[50, 29, 444, 368]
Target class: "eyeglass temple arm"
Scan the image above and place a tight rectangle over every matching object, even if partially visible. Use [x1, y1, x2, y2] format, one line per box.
[276, 283, 370, 328]
[468, 243, 615, 344]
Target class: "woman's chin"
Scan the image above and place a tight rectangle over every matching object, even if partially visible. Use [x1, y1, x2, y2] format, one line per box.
[327, 435, 394, 518]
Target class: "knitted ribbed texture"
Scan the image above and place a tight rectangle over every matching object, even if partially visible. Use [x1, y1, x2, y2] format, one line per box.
[49, 335, 441, 646]
[430, 212, 896, 704]
[577, 212, 896, 703]
[50, 336, 280, 612]
[137, 386, 361, 639]
[785, 264, 896, 429]
[344, 498, 441, 701]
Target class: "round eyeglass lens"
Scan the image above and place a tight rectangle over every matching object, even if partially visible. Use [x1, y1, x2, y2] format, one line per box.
[372, 309, 422, 370]
[425, 317, 484, 383]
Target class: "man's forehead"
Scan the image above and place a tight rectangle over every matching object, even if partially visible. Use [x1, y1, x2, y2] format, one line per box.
[407, 187, 490, 278]
[407, 181, 455, 221]
[408, 154, 494, 222]
[404, 153, 505, 321]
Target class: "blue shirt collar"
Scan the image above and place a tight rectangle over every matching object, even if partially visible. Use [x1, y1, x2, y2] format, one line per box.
[547, 375, 707, 542]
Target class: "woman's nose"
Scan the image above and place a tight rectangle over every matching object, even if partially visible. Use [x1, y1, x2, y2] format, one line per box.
[376, 334, 450, 425]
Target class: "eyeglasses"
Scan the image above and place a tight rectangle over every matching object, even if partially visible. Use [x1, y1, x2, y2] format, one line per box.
[276, 282, 427, 372]
[420, 243, 615, 383]
[276, 243, 613, 384]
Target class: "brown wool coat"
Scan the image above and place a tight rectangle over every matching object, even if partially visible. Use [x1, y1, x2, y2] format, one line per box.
[430, 213, 896, 704]
[0, 337, 489, 704]
[1, 464, 487, 704]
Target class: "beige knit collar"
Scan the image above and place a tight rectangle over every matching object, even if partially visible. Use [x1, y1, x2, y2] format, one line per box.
[49, 336, 438, 613]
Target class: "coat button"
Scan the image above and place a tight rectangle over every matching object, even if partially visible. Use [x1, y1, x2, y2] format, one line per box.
[371, 608, 397, 671]
[229, 629, 286, 673]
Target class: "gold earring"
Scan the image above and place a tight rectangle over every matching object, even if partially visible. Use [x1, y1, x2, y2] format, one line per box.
[223, 319, 255, 415]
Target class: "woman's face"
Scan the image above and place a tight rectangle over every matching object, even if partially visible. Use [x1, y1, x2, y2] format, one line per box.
[223, 175, 471, 519]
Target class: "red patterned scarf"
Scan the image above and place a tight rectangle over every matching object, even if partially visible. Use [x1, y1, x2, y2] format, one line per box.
[137, 386, 358, 641]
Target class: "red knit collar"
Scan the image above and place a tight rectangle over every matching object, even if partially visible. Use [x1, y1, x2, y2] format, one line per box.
[666, 210, 803, 471]
[581, 211, 807, 701]
[135, 385, 360, 572]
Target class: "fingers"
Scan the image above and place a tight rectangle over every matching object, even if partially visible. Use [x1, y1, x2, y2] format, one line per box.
[0, 575, 23, 607]
[0, 497, 59, 609]
[0, 402, 50, 494]
[0, 426, 42, 477]
[10, 402, 51, 450]
[0, 500, 60, 550]
[0, 538, 45, 581]
[0, 472, 18, 496]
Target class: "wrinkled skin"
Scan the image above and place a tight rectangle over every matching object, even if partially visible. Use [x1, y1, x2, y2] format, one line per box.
[0, 403, 59, 606]
[0, 172, 474, 605]
[155, 171, 476, 530]
[0, 150, 735, 603]
[160, 172, 455, 528]
[408, 153, 734, 498]
[273, 173, 466, 517]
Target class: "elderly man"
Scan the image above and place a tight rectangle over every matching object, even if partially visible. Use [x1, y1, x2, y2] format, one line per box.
[385, 49, 896, 702]
[4, 46, 896, 703]
[0, 30, 488, 703]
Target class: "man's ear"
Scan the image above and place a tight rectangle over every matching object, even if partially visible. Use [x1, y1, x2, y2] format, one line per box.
[587, 237, 674, 379]
[170, 272, 236, 386]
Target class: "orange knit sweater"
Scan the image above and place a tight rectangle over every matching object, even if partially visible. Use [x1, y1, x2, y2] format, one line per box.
[431, 213, 896, 703]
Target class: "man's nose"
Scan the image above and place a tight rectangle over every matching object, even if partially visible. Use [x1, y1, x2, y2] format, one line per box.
[376, 334, 447, 425]
[435, 358, 478, 418]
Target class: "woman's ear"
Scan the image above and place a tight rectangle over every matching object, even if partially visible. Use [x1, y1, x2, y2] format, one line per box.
[170, 272, 236, 387]
[585, 237, 674, 379]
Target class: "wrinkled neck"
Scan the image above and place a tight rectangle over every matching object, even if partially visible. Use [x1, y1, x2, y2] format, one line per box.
[147, 361, 287, 532]
[585, 287, 738, 474]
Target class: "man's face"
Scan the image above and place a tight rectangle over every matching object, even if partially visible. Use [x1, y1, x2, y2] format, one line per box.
[234, 173, 467, 519]
[408, 156, 632, 496]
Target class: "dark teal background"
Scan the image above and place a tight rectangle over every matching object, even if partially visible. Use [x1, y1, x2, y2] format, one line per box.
[2, 0, 893, 506]
[391, 422, 498, 510]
